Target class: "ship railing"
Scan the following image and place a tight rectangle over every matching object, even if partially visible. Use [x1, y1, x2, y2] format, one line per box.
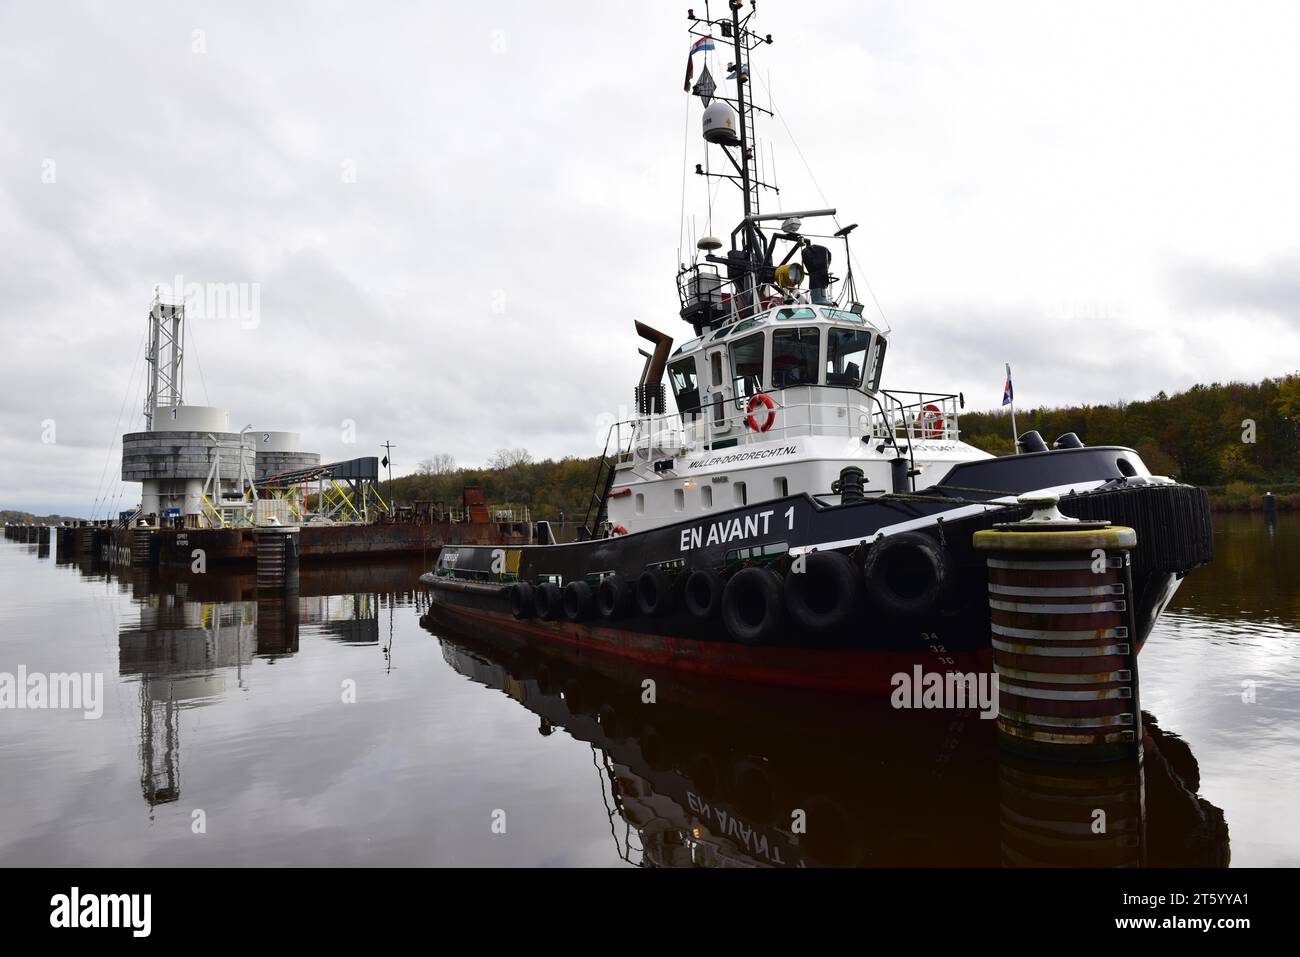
[609, 390, 961, 464]
[872, 390, 963, 444]
[491, 506, 530, 524]
[676, 263, 802, 329]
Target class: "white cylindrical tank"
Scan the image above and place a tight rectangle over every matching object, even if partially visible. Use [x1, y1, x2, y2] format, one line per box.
[255, 431, 301, 453]
[152, 405, 230, 433]
[253, 430, 320, 481]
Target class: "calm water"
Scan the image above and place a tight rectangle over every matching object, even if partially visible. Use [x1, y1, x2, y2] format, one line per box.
[0, 514, 1295, 867]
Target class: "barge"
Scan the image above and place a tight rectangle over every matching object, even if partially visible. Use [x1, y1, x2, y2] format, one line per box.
[110, 483, 533, 568]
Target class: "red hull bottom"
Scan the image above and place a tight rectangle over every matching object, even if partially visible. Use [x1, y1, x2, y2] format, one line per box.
[427, 598, 993, 696]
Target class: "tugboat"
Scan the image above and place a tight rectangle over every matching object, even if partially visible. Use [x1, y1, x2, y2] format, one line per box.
[422, 4, 1213, 691]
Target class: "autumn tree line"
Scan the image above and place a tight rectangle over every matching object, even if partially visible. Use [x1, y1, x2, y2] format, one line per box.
[960, 375, 1300, 508]
[383, 375, 1300, 519]
[385, 448, 603, 531]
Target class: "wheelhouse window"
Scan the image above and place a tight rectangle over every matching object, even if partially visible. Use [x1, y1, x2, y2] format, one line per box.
[866, 336, 888, 392]
[776, 307, 818, 322]
[821, 308, 866, 325]
[771, 327, 820, 389]
[668, 357, 701, 414]
[826, 328, 872, 387]
[730, 332, 766, 398]
[710, 352, 723, 387]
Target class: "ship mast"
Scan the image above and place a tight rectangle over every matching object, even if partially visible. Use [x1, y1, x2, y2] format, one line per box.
[681, 3, 844, 334]
[727, 0, 756, 223]
[687, 3, 776, 270]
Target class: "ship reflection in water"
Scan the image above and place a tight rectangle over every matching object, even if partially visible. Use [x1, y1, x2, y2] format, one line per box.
[421, 612, 1230, 868]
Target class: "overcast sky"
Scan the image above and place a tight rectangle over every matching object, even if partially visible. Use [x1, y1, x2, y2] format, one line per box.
[2, 0, 1298, 515]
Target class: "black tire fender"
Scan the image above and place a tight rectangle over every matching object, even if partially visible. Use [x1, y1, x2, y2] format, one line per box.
[721, 566, 785, 645]
[534, 582, 564, 621]
[563, 580, 594, 621]
[509, 581, 535, 620]
[783, 550, 860, 633]
[683, 568, 724, 621]
[636, 567, 676, 617]
[860, 531, 953, 619]
[597, 574, 634, 619]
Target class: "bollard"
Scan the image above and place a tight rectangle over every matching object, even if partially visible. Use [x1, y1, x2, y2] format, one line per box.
[256, 527, 300, 592]
[974, 493, 1141, 764]
[130, 528, 157, 567]
[832, 466, 866, 503]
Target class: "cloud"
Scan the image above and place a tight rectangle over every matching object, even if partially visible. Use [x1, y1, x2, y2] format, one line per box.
[1171, 256, 1300, 324]
[3, 0, 1300, 513]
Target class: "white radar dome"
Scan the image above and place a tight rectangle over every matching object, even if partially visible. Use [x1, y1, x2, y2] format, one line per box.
[702, 101, 741, 146]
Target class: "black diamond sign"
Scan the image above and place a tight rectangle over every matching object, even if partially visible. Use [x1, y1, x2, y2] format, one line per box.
[693, 64, 716, 106]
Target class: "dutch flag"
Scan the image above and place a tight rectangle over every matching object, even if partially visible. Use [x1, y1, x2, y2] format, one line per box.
[685, 36, 716, 91]
[1002, 364, 1014, 406]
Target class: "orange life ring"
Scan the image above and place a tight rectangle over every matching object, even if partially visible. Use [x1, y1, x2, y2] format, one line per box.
[745, 393, 777, 433]
[916, 403, 944, 439]
[609, 525, 628, 537]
